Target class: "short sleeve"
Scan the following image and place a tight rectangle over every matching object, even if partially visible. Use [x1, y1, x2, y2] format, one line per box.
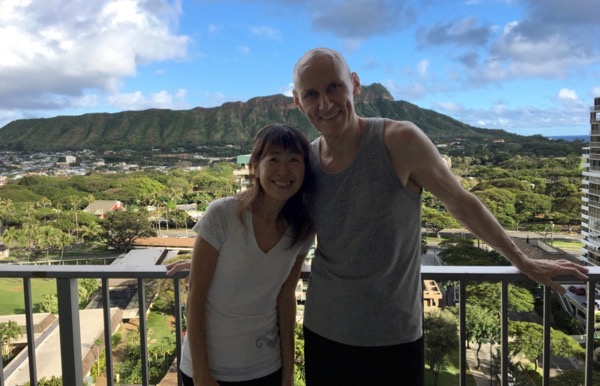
[192, 198, 235, 251]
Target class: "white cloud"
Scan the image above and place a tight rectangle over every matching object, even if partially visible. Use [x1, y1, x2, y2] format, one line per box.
[105, 89, 188, 110]
[0, 0, 189, 111]
[250, 25, 282, 41]
[558, 88, 578, 101]
[237, 46, 250, 55]
[417, 60, 429, 76]
[592, 87, 600, 97]
[208, 23, 220, 33]
[435, 101, 463, 113]
[200, 91, 226, 108]
[282, 83, 294, 97]
[445, 101, 589, 135]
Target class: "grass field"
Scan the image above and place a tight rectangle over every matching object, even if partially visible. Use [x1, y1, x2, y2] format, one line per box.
[551, 239, 583, 249]
[0, 278, 57, 314]
[147, 311, 175, 344]
[425, 350, 478, 386]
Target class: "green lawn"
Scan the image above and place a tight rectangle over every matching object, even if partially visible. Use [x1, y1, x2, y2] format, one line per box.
[425, 350, 477, 386]
[551, 239, 583, 249]
[147, 311, 175, 345]
[0, 278, 57, 314]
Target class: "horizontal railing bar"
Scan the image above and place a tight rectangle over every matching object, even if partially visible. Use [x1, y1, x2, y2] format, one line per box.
[0, 264, 597, 283]
[421, 265, 600, 282]
[0, 265, 188, 279]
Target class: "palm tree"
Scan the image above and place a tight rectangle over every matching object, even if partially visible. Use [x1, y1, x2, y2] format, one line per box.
[21, 220, 40, 260]
[0, 198, 15, 232]
[37, 225, 60, 259]
[56, 230, 75, 262]
[67, 195, 82, 238]
[80, 221, 103, 245]
[36, 197, 52, 209]
[0, 320, 23, 358]
[2, 228, 23, 249]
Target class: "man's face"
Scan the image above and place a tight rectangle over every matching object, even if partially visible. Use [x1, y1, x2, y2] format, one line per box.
[293, 53, 359, 137]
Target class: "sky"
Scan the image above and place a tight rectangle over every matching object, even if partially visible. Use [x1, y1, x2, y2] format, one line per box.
[1, 0, 600, 138]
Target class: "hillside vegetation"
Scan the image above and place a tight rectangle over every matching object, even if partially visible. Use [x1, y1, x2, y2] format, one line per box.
[0, 84, 585, 158]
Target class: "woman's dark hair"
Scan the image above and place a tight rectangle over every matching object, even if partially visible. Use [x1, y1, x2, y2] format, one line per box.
[237, 123, 314, 247]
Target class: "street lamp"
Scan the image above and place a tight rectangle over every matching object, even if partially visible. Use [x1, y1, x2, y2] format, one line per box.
[550, 221, 554, 246]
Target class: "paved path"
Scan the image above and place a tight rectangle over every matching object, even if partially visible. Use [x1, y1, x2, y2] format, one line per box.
[466, 345, 494, 386]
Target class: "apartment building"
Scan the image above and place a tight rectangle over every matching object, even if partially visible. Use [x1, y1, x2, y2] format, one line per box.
[581, 97, 600, 264]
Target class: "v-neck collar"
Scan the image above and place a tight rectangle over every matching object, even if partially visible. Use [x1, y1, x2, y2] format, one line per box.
[247, 209, 288, 255]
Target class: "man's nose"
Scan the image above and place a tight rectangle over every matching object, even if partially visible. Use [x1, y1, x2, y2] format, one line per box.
[319, 94, 332, 109]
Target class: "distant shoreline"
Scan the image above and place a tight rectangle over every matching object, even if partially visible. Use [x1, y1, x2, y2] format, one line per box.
[547, 135, 589, 142]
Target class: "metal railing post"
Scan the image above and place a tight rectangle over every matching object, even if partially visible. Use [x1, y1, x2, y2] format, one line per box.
[542, 286, 552, 386]
[23, 278, 37, 384]
[101, 278, 114, 386]
[56, 278, 83, 385]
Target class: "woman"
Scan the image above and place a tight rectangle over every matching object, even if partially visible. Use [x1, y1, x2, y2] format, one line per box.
[177, 123, 314, 386]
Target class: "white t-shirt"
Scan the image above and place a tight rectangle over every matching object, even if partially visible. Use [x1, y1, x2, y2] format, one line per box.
[180, 197, 313, 382]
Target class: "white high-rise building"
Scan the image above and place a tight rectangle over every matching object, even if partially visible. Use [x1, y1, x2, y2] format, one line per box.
[581, 97, 600, 265]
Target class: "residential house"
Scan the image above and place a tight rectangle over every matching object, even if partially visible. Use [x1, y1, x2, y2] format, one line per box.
[83, 200, 125, 218]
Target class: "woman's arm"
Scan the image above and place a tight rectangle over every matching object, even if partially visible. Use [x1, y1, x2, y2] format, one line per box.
[186, 236, 220, 386]
[276, 253, 307, 386]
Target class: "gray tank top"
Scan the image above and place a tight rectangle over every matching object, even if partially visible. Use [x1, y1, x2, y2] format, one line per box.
[305, 117, 423, 346]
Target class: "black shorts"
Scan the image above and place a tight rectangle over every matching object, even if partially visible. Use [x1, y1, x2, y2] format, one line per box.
[304, 326, 424, 386]
[181, 368, 281, 386]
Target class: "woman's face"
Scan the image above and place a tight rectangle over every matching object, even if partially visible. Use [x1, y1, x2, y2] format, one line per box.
[254, 145, 305, 203]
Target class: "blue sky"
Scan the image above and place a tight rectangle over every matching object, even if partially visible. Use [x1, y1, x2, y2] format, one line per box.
[1, 0, 599, 137]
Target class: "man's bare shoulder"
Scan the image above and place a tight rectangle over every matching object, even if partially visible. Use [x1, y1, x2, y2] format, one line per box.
[383, 119, 428, 145]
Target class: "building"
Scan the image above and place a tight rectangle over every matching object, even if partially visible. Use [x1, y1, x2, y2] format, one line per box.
[581, 96, 600, 265]
[233, 154, 252, 193]
[83, 200, 124, 218]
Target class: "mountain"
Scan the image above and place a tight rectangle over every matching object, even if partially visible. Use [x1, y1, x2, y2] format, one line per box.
[0, 84, 585, 157]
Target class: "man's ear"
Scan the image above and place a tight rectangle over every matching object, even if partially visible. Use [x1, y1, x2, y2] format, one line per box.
[293, 90, 304, 113]
[351, 72, 361, 96]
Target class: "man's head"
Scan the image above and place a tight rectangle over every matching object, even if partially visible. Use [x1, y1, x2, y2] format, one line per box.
[292, 48, 361, 136]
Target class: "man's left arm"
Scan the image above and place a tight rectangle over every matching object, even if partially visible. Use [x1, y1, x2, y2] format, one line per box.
[384, 120, 588, 293]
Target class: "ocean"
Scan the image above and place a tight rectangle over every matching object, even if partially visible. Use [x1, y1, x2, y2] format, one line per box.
[547, 135, 589, 142]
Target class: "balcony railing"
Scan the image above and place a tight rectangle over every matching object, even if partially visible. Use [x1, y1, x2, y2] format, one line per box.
[1, 265, 600, 386]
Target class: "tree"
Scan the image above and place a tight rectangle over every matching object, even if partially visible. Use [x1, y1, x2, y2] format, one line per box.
[37, 225, 60, 258]
[438, 237, 509, 266]
[465, 304, 499, 369]
[39, 294, 58, 314]
[467, 282, 534, 313]
[24, 376, 63, 386]
[508, 321, 584, 371]
[514, 191, 552, 223]
[526, 222, 557, 243]
[552, 195, 583, 232]
[0, 320, 23, 358]
[471, 188, 518, 228]
[79, 278, 100, 303]
[56, 230, 75, 261]
[424, 309, 458, 386]
[2, 227, 24, 249]
[102, 211, 157, 252]
[80, 221, 103, 244]
[0, 198, 15, 231]
[422, 206, 460, 237]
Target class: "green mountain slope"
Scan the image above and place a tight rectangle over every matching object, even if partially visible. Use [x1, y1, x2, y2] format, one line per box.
[0, 84, 584, 157]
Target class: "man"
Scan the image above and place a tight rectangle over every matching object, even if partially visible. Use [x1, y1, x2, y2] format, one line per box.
[291, 47, 588, 385]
